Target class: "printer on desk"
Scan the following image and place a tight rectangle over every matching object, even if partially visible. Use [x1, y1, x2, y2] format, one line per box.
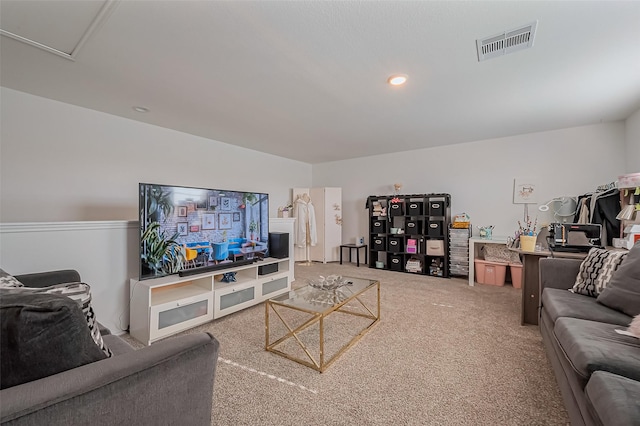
[548, 223, 603, 252]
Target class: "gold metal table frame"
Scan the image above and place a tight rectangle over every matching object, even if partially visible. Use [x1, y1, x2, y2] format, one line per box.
[265, 278, 380, 372]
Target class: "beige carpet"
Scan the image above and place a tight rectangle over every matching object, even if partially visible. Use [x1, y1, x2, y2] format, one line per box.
[124, 262, 569, 425]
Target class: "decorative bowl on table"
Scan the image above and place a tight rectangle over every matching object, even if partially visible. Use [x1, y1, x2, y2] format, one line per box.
[307, 275, 353, 291]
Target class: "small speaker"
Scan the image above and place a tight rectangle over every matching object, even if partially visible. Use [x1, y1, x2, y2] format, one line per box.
[269, 232, 289, 258]
[258, 263, 278, 275]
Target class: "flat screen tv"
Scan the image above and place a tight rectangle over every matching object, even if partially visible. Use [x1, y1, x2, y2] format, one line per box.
[139, 183, 269, 280]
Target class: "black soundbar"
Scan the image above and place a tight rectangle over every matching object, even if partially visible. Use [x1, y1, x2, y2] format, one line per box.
[178, 259, 256, 277]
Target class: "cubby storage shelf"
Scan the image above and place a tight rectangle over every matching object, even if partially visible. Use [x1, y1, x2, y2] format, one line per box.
[367, 194, 451, 278]
[130, 257, 293, 345]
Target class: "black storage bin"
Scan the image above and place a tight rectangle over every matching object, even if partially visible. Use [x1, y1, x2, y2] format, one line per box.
[388, 254, 403, 271]
[427, 220, 444, 237]
[388, 202, 404, 216]
[406, 202, 423, 216]
[388, 237, 403, 252]
[372, 236, 386, 251]
[429, 200, 445, 216]
[371, 219, 386, 233]
[405, 220, 421, 235]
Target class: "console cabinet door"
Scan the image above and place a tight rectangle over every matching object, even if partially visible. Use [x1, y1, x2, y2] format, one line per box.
[149, 293, 213, 342]
[214, 282, 257, 319]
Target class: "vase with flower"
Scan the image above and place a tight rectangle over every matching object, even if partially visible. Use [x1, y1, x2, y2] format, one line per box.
[279, 202, 293, 218]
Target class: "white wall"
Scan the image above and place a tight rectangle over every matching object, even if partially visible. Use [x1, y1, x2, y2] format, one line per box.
[625, 107, 640, 173]
[0, 87, 632, 334]
[0, 87, 312, 222]
[312, 123, 626, 245]
[0, 88, 313, 335]
[0, 221, 138, 334]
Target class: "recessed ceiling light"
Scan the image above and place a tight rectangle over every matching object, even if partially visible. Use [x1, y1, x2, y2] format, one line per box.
[132, 106, 149, 113]
[387, 74, 408, 86]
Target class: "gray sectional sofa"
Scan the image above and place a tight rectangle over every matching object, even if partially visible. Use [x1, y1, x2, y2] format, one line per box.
[539, 245, 640, 426]
[1, 270, 220, 426]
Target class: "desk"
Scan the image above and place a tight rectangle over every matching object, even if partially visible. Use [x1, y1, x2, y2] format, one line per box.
[509, 248, 587, 326]
[339, 244, 367, 267]
[468, 237, 510, 286]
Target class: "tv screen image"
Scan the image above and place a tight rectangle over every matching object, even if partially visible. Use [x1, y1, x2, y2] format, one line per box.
[139, 183, 269, 280]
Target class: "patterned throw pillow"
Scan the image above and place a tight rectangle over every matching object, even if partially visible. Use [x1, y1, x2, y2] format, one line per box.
[0, 268, 24, 288]
[571, 248, 629, 297]
[3, 282, 112, 357]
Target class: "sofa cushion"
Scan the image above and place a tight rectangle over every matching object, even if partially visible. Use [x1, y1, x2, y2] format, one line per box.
[572, 248, 628, 297]
[542, 288, 631, 326]
[2, 282, 112, 357]
[597, 242, 640, 317]
[554, 317, 640, 386]
[14, 269, 82, 288]
[0, 291, 108, 389]
[585, 371, 640, 426]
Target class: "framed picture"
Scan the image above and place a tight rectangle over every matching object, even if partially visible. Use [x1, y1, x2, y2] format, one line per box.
[232, 212, 240, 222]
[513, 178, 538, 204]
[190, 224, 200, 232]
[202, 213, 216, 230]
[186, 202, 196, 213]
[220, 197, 231, 211]
[177, 222, 188, 236]
[218, 213, 232, 230]
[177, 206, 187, 217]
[196, 199, 207, 210]
[209, 196, 218, 208]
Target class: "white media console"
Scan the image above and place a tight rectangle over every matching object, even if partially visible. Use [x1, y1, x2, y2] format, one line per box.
[129, 218, 295, 346]
[129, 257, 293, 345]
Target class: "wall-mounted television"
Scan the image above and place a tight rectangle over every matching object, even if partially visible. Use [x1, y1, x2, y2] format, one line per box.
[139, 183, 269, 280]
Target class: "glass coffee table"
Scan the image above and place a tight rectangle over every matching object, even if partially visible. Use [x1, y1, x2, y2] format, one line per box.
[265, 276, 380, 372]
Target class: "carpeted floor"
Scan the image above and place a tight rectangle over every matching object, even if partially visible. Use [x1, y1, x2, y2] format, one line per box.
[123, 262, 569, 425]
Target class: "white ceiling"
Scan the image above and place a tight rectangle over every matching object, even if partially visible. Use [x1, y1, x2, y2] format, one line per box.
[1, 1, 639, 164]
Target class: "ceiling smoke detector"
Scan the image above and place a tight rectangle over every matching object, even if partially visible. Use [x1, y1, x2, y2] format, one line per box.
[476, 21, 538, 61]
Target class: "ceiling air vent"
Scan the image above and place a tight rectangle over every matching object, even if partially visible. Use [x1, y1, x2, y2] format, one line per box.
[476, 21, 538, 62]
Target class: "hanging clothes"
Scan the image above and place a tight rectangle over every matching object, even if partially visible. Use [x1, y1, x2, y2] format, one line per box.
[576, 197, 590, 224]
[591, 189, 621, 246]
[294, 194, 317, 248]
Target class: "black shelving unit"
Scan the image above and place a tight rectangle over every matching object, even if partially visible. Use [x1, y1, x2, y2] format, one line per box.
[367, 193, 451, 278]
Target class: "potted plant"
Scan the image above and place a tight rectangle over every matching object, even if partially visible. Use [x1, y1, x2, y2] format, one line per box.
[145, 185, 175, 222]
[249, 220, 257, 240]
[279, 202, 293, 218]
[141, 222, 184, 275]
[240, 193, 258, 209]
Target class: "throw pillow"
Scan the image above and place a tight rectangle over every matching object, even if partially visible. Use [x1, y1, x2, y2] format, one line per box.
[0, 268, 24, 288]
[597, 242, 640, 317]
[2, 282, 112, 357]
[1, 291, 108, 389]
[571, 248, 628, 297]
